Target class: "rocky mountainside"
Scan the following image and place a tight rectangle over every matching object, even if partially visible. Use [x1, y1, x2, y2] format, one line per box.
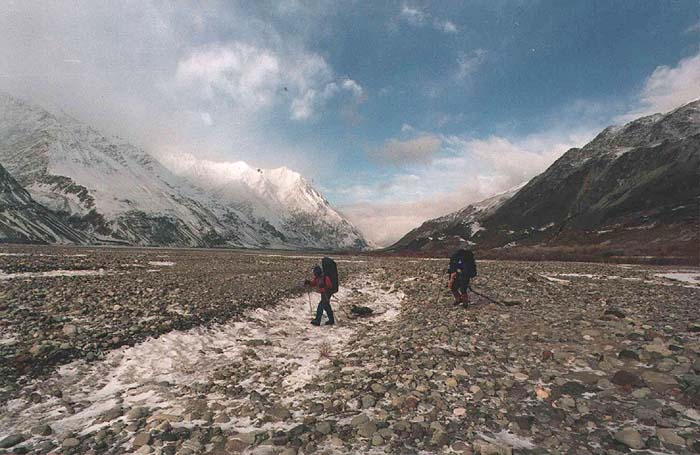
[0, 93, 368, 250]
[0, 163, 86, 244]
[392, 100, 700, 260]
[390, 186, 520, 252]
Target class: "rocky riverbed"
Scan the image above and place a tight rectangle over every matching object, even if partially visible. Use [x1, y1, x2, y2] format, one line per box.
[0, 245, 699, 454]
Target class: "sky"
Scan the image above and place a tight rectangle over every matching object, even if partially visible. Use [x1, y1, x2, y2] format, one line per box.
[1, 1, 699, 246]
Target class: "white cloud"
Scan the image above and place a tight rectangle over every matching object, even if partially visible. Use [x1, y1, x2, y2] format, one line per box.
[617, 52, 700, 122]
[684, 20, 700, 34]
[399, 4, 458, 34]
[343, 128, 595, 246]
[175, 42, 358, 121]
[434, 19, 458, 34]
[400, 5, 428, 25]
[341, 78, 364, 98]
[176, 43, 281, 108]
[369, 134, 443, 165]
[456, 49, 487, 81]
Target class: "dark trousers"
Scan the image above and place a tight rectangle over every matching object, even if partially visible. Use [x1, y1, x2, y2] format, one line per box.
[314, 291, 334, 323]
[451, 275, 470, 299]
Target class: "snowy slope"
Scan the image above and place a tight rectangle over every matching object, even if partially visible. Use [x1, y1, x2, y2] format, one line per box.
[160, 154, 369, 250]
[0, 93, 369, 249]
[0, 163, 86, 244]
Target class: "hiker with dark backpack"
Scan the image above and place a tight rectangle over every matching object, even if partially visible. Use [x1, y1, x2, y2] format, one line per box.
[447, 249, 477, 307]
[304, 257, 339, 326]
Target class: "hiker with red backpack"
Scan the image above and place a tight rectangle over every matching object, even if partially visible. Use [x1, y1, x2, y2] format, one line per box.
[304, 257, 339, 326]
[447, 249, 477, 307]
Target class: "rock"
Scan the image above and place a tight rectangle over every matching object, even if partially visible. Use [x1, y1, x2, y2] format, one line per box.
[431, 429, 449, 447]
[605, 308, 626, 318]
[0, 434, 25, 448]
[357, 421, 377, 438]
[614, 427, 644, 449]
[445, 377, 458, 388]
[452, 441, 473, 454]
[226, 433, 257, 452]
[316, 421, 332, 435]
[453, 407, 467, 417]
[127, 407, 149, 420]
[641, 371, 677, 392]
[473, 440, 512, 455]
[101, 406, 123, 422]
[62, 438, 81, 448]
[62, 324, 78, 337]
[558, 381, 587, 396]
[351, 414, 369, 427]
[558, 396, 576, 408]
[535, 387, 550, 400]
[370, 383, 386, 394]
[268, 404, 291, 421]
[618, 349, 640, 361]
[611, 370, 645, 388]
[29, 423, 52, 436]
[135, 445, 153, 454]
[403, 395, 419, 409]
[687, 323, 700, 333]
[133, 432, 151, 448]
[361, 394, 376, 408]
[644, 342, 672, 356]
[656, 428, 685, 447]
[371, 434, 384, 446]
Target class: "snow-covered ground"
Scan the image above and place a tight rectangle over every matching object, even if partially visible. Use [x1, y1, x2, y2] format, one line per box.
[654, 272, 700, 286]
[0, 269, 107, 280]
[0, 277, 404, 447]
[541, 270, 700, 289]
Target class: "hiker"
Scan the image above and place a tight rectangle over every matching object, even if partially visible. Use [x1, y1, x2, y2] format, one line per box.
[304, 264, 335, 326]
[447, 249, 477, 307]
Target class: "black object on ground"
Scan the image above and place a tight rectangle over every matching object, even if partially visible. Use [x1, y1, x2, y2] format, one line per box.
[350, 305, 374, 317]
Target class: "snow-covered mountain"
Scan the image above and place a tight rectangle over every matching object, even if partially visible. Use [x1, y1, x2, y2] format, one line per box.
[0, 93, 369, 249]
[392, 100, 700, 259]
[0, 163, 86, 244]
[160, 154, 369, 250]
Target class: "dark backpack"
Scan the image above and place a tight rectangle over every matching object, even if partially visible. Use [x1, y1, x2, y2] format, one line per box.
[448, 249, 477, 278]
[321, 257, 339, 294]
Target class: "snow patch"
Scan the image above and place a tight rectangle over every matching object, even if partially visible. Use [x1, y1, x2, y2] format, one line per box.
[655, 272, 700, 286]
[147, 261, 175, 267]
[0, 276, 403, 440]
[477, 429, 535, 450]
[541, 275, 571, 284]
[0, 269, 107, 280]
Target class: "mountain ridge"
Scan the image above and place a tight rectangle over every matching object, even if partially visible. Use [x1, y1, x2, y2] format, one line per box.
[0, 93, 369, 250]
[390, 100, 700, 261]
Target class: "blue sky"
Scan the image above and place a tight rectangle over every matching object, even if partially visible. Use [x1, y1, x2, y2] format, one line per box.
[1, 1, 699, 244]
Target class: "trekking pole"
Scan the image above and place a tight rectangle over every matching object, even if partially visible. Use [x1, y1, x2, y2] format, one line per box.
[434, 278, 446, 305]
[333, 293, 340, 324]
[307, 292, 313, 315]
[468, 286, 501, 306]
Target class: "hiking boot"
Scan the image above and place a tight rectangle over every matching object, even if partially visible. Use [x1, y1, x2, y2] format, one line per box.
[325, 320, 335, 326]
[310, 320, 321, 326]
